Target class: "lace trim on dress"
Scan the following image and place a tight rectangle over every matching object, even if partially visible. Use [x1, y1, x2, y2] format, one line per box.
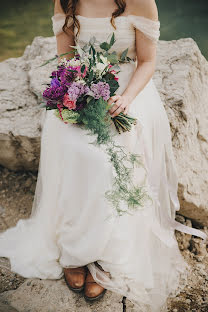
[51, 13, 73, 36]
[128, 15, 160, 43]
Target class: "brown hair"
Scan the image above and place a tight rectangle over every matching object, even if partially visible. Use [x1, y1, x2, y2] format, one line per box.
[59, 0, 126, 38]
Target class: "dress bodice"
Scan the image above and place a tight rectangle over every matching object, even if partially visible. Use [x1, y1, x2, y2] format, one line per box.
[51, 13, 160, 61]
[51, 13, 160, 94]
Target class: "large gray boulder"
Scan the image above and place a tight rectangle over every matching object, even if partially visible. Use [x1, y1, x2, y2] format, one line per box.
[153, 38, 208, 226]
[0, 36, 208, 226]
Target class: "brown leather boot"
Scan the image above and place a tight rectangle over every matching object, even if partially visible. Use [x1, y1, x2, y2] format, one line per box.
[63, 266, 87, 293]
[84, 269, 106, 301]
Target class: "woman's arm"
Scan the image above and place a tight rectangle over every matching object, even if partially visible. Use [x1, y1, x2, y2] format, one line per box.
[53, 0, 75, 60]
[108, 0, 158, 117]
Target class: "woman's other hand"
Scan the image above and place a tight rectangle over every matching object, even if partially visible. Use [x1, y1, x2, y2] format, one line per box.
[107, 95, 132, 117]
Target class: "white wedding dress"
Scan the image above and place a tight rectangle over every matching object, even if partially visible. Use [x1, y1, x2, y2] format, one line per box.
[0, 12, 208, 312]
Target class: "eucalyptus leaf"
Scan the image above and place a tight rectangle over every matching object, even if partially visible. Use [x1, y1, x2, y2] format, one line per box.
[100, 42, 110, 51]
[109, 33, 116, 48]
[120, 48, 128, 61]
[107, 53, 119, 64]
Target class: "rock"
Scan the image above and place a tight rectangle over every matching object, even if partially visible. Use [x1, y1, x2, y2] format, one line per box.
[0, 37, 55, 172]
[175, 215, 192, 250]
[0, 258, 25, 293]
[0, 36, 208, 224]
[0, 278, 123, 312]
[0, 166, 35, 233]
[189, 237, 208, 262]
[0, 206, 5, 214]
[153, 38, 208, 226]
[175, 214, 186, 224]
[0, 302, 18, 312]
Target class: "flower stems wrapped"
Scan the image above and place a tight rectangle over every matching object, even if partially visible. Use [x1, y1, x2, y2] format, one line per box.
[112, 112, 137, 134]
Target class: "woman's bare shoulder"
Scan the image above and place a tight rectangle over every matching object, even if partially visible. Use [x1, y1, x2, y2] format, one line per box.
[53, 0, 65, 14]
[126, 0, 158, 21]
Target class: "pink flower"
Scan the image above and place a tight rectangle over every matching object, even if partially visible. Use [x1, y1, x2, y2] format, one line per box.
[73, 65, 88, 78]
[63, 93, 76, 110]
[57, 103, 68, 124]
[109, 69, 119, 81]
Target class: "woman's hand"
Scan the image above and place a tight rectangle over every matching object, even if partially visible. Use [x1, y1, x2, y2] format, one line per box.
[107, 95, 132, 118]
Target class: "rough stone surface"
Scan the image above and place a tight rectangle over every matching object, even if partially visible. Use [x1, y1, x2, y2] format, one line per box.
[0, 302, 18, 312]
[0, 258, 25, 294]
[0, 278, 123, 312]
[0, 36, 55, 172]
[0, 36, 208, 225]
[153, 38, 208, 227]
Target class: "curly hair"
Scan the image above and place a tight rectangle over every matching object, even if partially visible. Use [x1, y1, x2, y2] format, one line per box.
[59, 0, 126, 37]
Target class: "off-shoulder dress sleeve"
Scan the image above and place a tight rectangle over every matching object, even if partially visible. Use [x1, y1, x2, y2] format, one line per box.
[51, 13, 73, 36]
[128, 15, 160, 43]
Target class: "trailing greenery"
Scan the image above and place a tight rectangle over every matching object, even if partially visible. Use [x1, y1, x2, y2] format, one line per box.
[75, 88, 151, 216]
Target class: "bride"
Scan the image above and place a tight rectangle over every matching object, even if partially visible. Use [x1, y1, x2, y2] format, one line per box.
[0, 0, 207, 311]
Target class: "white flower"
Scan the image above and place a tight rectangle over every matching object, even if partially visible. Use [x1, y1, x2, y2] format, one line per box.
[58, 57, 81, 68]
[68, 58, 81, 67]
[81, 57, 90, 67]
[74, 77, 87, 84]
[92, 55, 110, 76]
[58, 57, 71, 67]
[99, 55, 109, 66]
[96, 62, 106, 73]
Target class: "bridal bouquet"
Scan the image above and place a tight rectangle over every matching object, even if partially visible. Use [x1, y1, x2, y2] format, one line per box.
[41, 33, 137, 137]
[40, 34, 151, 215]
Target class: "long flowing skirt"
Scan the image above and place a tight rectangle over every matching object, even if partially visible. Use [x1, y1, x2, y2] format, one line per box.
[0, 66, 207, 311]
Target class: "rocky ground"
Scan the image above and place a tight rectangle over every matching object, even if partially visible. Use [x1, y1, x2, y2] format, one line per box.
[0, 165, 207, 312]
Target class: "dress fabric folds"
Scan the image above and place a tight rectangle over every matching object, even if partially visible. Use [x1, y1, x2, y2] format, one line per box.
[0, 13, 207, 312]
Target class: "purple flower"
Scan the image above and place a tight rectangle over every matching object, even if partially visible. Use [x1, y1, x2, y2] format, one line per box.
[51, 66, 75, 86]
[67, 82, 90, 101]
[60, 68, 75, 85]
[43, 84, 67, 102]
[51, 77, 60, 88]
[90, 82, 110, 101]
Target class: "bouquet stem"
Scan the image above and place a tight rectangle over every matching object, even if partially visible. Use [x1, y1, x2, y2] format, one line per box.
[111, 112, 137, 134]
